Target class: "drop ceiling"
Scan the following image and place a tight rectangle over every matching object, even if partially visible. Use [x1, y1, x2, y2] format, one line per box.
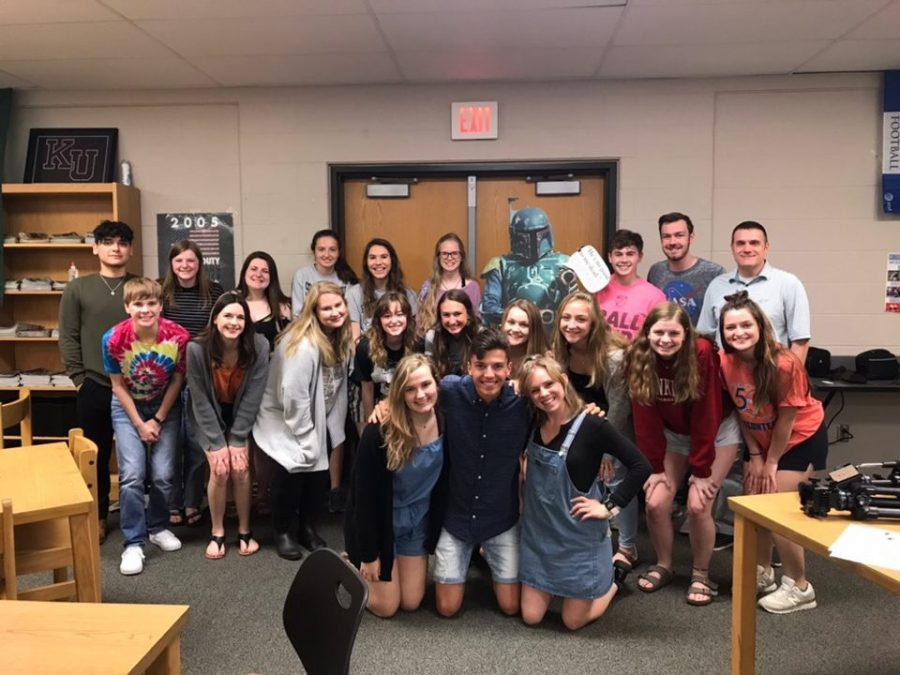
[0, 0, 897, 90]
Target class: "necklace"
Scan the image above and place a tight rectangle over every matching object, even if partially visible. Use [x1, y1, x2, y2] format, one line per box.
[100, 276, 125, 296]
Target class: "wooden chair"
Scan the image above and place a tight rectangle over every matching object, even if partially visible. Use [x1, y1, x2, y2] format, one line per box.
[283, 548, 368, 675]
[12, 430, 99, 601]
[0, 389, 32, 449]
[0, 498, 18, 599]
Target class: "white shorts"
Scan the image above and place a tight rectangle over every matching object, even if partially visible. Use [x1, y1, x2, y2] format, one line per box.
[663, 411, 741, 456]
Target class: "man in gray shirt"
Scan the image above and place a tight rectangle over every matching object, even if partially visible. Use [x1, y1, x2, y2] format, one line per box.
[647, 212, 724, 327]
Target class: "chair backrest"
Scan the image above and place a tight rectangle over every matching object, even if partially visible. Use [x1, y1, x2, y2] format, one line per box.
[68, 429, 99, 506]
[0, 498, 17, 599]
[282, 548, 368, 675]
[0, 389, 32, 449]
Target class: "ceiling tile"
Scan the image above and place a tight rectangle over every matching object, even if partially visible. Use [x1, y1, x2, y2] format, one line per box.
[846, 0, 900, 39]
[614, 1, 888, 45]
[397, 47, 604, 82]
[136, 15, 386, 56]
[192, 53, 401, 86]
[799, 39, 900, 72]
[370, 0, 624, 11]
[104, 0, 367, 20]
[0, 0, 119, 23]
[0, 22, 172, 60]
[380, 7, 622, 52]
[0, 57, 218, 89]
[598, 41, 829, 78]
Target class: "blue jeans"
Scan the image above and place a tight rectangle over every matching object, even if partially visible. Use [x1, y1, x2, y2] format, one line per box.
[606, 458, 639, 550]
[112, 396, 181, 548]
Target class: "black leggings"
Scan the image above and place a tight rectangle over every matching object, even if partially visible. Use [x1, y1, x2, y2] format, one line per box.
[270, 465, 328, 534]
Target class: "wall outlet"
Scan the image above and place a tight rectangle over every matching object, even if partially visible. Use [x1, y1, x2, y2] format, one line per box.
[838, 424, 852, 442]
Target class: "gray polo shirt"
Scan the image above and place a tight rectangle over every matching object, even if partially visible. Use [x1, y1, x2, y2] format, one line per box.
[697, 262, 811, 347]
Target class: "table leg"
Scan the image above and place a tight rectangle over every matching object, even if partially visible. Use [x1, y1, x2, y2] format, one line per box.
[732, 512, 758, 675]
[146, 636, 181, 675]
[69, 512, 101, 602]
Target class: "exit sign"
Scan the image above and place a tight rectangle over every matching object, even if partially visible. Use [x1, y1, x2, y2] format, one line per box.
[451, 101, 498, 140]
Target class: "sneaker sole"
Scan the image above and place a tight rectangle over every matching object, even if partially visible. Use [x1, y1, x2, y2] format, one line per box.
[757, 583, 777, 595]
[149, 539, 182, 552]
[758, 599, 817, 614]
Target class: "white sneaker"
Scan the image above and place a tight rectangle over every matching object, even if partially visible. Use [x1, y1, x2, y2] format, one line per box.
[120, 545, 145, 575]
[757, 576, 817, 614]
[757, 565, 776, 594]
[149, 529, 182, 552]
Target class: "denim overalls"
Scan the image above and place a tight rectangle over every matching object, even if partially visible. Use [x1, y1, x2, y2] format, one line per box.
[392, 436, 444, 556]
[519, 411, 613, 598]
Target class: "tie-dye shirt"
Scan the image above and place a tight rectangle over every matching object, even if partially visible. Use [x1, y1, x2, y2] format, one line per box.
[102, 317, 189, 401]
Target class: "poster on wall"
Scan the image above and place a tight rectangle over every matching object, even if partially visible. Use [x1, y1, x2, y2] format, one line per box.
[156, 212, 235, 290]
[887, 253, 900, 314]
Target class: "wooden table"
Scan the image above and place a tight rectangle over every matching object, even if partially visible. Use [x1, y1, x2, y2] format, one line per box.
[0, 441, 100, 601]
[729, 492, 900, 675]
[0, 600, 190, 674]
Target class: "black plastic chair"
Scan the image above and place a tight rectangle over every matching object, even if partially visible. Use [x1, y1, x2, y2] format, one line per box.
[283, 548, 369, 675]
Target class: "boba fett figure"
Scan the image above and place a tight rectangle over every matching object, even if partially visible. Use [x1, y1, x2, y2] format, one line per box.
[480, 205, 577, 332]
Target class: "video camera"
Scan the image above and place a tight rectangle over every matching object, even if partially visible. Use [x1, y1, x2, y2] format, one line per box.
[798, 461, 900, 520]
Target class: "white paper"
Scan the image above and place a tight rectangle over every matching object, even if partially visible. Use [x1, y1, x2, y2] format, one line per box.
[828, 523, 900, 571]
[564, 245, 611, 293]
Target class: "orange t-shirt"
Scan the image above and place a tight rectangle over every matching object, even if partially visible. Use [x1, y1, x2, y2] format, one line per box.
[212, 364, 245, 404]
[720, 351, 823, 456]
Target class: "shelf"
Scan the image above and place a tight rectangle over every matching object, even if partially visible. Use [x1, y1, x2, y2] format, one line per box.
[0, 386, 76, 392]
[0, 336, 58, 342]
[4, 243, 92, 249]
[4, 291, 64, 296]
[1, 182, 129, 197]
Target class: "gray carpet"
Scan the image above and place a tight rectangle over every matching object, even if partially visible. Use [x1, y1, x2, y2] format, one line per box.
[91, 512, 900, 675]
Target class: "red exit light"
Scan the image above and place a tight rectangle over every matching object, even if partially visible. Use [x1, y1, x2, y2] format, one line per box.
[451, 101, 498, 140]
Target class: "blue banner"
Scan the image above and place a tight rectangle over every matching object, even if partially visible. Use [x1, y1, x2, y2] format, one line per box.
[883, 71, 900, 214]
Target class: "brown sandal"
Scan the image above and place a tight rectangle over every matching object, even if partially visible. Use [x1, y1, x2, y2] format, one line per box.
[638, 565, 674, 593]
[686, 571, 719, 606]
[613, 545, 639, 572]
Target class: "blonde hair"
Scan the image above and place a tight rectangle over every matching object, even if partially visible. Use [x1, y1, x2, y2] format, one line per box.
[416, 233, 473, 336]
[383, 354, 440, 471]
[123, 277, 162, 304]
[279, 281, 351, 367]
[518, 354, 584, 426]
[552, 291, 627, 387]
[626, 302, 701, 406]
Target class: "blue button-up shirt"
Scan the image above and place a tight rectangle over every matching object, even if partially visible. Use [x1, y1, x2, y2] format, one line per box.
[439, 374, 529, 544]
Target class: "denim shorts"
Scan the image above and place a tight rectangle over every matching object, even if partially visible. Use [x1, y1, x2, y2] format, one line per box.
[663, 411, 742, 456]
[432, 524, 519, 584]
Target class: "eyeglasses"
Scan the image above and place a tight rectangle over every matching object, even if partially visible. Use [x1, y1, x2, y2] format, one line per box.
[439, 251, 461, 259]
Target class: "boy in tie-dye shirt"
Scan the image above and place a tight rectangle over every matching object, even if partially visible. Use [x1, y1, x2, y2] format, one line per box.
[102, 278, 190, 576]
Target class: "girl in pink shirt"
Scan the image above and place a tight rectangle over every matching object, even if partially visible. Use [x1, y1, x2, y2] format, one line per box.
[719, 291, 826, 614]
[627, 302, 740, 605]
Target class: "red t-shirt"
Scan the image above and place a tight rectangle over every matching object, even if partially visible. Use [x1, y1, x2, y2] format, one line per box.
[631, 338, 729, 478]
[720, 351, 824, 457]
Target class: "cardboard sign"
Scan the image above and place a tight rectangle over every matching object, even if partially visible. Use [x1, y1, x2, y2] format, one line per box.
[564, 245, 611, 293]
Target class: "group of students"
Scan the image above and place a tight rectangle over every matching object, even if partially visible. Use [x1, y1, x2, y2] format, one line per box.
[60, 218, 827, 625]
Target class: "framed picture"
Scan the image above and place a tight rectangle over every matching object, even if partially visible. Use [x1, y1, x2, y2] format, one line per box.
[23, 128, 118, 183]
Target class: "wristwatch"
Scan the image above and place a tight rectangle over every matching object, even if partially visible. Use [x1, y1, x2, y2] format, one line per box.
[603, 496, 621, 518]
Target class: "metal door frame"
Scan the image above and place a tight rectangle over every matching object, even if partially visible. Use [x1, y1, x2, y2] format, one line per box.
[329, 160, 619, 257]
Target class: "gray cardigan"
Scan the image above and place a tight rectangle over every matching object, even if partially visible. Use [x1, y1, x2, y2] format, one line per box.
[252, 337, 349, 473]
[186, 334, 270, 451]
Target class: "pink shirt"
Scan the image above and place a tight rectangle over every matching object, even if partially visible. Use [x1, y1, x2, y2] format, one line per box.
[594, 277, 666, 340]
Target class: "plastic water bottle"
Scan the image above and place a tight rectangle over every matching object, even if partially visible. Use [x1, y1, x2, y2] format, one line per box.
[68, 262, 79, 281]
[120, 160, 132, 186]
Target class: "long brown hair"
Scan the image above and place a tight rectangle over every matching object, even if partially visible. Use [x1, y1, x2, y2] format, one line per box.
[360, 238, 411, 319]
[279, 281, 351, 366]
[431, 289, 480, 378]
[237, 251, 291, 328]
[416, 233, 473, 336]
[719, 291, 794, 413]
[161, 240, 213, 307]
[366, 292, 416, 369]
[552, 291, 627, 387]
[383, 354, 440, 471]
[195, 291, 259, 370]
[627, 302, 701, 406]
[501, 299, 548, 379]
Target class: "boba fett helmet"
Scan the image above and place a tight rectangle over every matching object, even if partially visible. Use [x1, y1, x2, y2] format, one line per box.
[509, 207, 554, 264]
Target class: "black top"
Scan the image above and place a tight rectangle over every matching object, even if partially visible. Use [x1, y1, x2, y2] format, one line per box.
[352, 336, 404, 402]
[343, 422, 448, 582]
[568, 368, 609, 412]
[253, 311, 287, 351]
[533, 414, 650, 507]
[162, 281, 225, 338]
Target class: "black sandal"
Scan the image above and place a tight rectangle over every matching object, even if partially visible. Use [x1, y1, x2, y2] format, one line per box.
[205, 534, 226, 560]
[238, 531, 259, 557]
